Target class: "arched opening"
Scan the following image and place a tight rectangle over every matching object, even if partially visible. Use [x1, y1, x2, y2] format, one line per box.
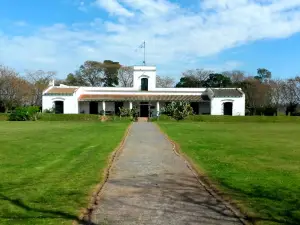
[54, 101, 64, 114]
[141, 78, 148, 91]
[224, 102, 233, 116]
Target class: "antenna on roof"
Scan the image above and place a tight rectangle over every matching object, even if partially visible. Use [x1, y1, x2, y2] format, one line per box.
[136, 41, 146, 66]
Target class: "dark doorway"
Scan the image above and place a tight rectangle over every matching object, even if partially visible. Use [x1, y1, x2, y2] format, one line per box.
[115, 102, 124, 116]
[141, 78, 148, 91]
[89, 102, 98, 114]
[55, 101, 64, 114]
[140, 102, 149, 117]
[190, 102, 199, 115]
[224, 102, 233, 116]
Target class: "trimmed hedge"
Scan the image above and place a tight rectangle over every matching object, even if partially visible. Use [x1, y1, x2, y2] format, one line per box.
[0, 113, 132, 122]
[153, 114, 300, 123]
[0, 113, 9, 121]
[39, 114, 132, 121]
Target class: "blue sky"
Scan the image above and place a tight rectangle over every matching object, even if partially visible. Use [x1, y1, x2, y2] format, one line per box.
[1, 0, 300, 80]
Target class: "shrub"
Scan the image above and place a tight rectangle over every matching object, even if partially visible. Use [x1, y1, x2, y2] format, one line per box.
[43, 107, 55, 114]
[161, 102, 193, 121]
[8, 106, 41, 121]
[119, 107, 131, 117]
[291, 112, 300, 116]
[0, 113, 9, 121]
[118, 106, 138, 121]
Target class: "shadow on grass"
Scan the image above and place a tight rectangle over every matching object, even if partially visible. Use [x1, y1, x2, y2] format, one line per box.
[0, 193, 96, 225]
[91, 173, 247, 224]
[91, 173, 300, 225]
[217, 181, 300, 225]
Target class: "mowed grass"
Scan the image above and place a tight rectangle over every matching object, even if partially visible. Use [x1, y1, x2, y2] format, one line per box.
[158, 122, 300, 225]
[0, 121, 129, 225]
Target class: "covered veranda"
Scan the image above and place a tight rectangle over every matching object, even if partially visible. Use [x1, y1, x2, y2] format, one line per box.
[78, 94, 211, 116]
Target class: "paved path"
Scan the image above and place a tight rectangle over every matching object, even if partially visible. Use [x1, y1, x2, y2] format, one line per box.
[91, 123, 244, 225]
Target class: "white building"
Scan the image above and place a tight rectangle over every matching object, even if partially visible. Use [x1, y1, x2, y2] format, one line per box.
[42, 66, 245, 116]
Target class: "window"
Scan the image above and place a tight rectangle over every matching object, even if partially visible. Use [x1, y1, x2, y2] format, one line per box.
[141, 78, 148, 91]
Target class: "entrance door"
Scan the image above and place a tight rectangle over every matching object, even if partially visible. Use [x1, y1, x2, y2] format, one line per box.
[224, 102, 233, 116]
[115, 102, 124, 116]
[141, 78, 148, 91]
[190, 102, 199, 115]
[55, 101, 64, 114]
[140, 102, 149, 117]
[89, 102, 98, 114]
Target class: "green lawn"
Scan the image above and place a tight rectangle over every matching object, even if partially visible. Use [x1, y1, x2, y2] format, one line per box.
[0, 121, 129, 225]
[158, 122, 300, 225]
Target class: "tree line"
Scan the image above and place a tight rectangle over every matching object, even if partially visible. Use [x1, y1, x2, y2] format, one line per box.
[1, 60, 300, 115]
[175, 68, 300, 115]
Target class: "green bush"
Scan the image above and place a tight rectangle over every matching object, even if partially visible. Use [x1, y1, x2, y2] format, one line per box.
[0, 113, 9, 121]
[8, 106, 41, 121]
[43, 107, 55, 114]
[291, 112, 300, 116]
[154, 115, 300, 123]
[161, 102, 193, 121]
[119, 106, 138, 121]
[119, 107, 131, 117]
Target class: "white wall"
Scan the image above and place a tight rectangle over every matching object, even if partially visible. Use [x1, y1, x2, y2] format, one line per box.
[133, 66, 156, 91]
[210, 96, 245, 116]
[42, 95, 79, 114]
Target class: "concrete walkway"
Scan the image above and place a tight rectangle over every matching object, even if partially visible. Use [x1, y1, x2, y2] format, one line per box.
[91, 123, 244, 225]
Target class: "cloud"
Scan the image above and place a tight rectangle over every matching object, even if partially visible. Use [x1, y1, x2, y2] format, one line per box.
[95, 0, 134, 17]
[1, 0, 300, 77]
[13, 21, 28, 27]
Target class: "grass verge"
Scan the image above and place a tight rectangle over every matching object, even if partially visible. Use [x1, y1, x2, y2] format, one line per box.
[153, 115, 300, 123]
[158, 121, 300, 225]
[0, 121, 129, 225]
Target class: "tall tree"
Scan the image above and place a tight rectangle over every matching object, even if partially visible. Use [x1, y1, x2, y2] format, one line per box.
[25, 70, 56, 106]
[118, 66, 133, 87]
[63, 73, 87, 86]
[203, 73, 232, 88]
[77, 61, 105, 86]
[255, 68, 272, 83]
[176, 69, 213, 87]
[156, 75, 175, 88]
[102, 60, 121, 87]
[240, 78, 272, 115]
[0, 65, 32, 111]
[68, 60, 121, 87]
[223, 70, 246, 84]
[280, 78, 299, 115]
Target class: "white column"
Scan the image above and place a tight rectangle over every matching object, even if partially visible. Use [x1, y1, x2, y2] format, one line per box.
[156, 101, 160, 117]
[129, 102, 133, 110]
[102, 101, 106, 115]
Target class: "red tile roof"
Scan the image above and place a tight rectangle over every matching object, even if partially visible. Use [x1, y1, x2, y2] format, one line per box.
[79, 94, 208, 102]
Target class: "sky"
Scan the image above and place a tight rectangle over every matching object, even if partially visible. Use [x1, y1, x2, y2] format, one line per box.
[1, 0, 300, 80]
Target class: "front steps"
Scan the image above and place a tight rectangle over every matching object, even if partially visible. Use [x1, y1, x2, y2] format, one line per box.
[137, 117, 149, 122]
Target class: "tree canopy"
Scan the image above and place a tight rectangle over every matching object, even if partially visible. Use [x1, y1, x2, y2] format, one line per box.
[62, 60, 121, 87]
